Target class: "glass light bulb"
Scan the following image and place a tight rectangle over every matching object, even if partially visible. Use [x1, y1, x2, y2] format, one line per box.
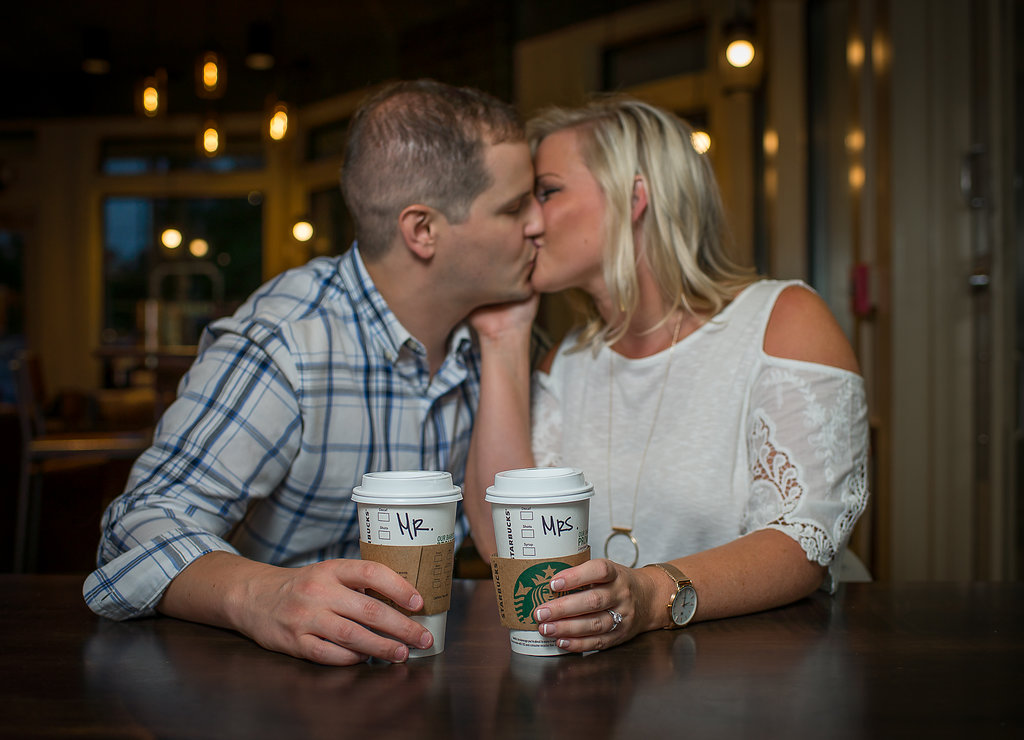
[203, 126, 219, 154]
[161, 229, 182, 249]
[142, 85, 159, 115]
[269, 107, 288, 140]
[203, 61, 219, 90]
[292, 221, 314, 242]
[690, 130, 711, 154]
[726, 39, 755, 68]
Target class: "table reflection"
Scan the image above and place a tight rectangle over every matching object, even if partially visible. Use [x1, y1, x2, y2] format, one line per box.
[4, 578, 1019, 738]
[488, 594, 862, 739]
[84, 618, 451, 739]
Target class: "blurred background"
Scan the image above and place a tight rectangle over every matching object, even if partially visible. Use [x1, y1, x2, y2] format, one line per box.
[0, 0, 1019, 581]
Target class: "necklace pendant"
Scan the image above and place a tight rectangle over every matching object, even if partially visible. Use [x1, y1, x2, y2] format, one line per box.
[604, 527, 640, 568]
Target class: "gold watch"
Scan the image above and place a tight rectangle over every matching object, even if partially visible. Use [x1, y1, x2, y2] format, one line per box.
[645, 562, 697, 629]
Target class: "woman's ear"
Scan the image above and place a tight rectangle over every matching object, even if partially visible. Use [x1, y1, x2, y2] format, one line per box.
[631, 176, 648, 223]
[397, 204, 440, 260]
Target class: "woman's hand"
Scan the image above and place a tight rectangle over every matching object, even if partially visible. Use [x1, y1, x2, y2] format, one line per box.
[463, 294, 540, 558]
[467, 293, 539, 345]
[532, 559, 664, 652]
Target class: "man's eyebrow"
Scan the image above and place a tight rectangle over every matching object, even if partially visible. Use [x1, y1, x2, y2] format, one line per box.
[500, 190, 532, 210]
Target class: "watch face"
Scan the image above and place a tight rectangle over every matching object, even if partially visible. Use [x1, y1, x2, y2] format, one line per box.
[670, 584, 697, 625]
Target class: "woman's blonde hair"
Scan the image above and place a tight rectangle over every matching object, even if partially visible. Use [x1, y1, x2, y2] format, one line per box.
[527, 96, 755, 351]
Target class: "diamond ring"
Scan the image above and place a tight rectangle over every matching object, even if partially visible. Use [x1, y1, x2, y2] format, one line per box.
[607, 609, 623, 632]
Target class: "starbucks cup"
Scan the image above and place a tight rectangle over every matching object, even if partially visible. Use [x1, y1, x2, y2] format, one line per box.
[352, 470, 462, 658]
[485, 467, 593, 656]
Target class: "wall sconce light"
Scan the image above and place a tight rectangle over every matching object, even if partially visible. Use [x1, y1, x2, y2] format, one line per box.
[724, 21, 757, 68]
[719, 12, 763, 93]
[199, 117, 222, 157]
[196, 50, 226, 99]
[136, 69, 167, 117]
[292, 219, 314, 242]
[268, 102, 290, 141]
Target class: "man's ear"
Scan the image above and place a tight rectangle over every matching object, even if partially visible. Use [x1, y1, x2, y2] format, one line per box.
[397, 204, 442, 260]
[631, 176, 648, 223]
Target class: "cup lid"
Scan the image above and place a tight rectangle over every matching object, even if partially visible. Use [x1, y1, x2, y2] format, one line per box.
[352, 470, 463, 505]
[484, 467, 594, 504]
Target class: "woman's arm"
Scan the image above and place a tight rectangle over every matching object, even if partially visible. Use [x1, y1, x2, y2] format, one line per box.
[534, 284, 863, 650]
[463, 297, 541, 559]
[534, 529, 824, 650]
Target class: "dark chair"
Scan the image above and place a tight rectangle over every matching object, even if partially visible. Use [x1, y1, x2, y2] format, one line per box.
[9, 350, 152, 572]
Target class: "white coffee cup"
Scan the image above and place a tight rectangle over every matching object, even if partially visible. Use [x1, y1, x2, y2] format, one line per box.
[485, 467, 593, 656]
[352, 470, 462, 658]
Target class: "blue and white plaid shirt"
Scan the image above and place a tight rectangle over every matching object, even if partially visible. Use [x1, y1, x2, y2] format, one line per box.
[84, 246, 481, 620]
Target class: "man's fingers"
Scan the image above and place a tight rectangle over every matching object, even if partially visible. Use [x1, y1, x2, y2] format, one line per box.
[295, 633, 373, 666]
[319, 562, 434, 658]
[329, 559, 423, 612]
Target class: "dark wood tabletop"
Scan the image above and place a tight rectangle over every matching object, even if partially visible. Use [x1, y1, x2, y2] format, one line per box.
[1, 576, 1021, 739]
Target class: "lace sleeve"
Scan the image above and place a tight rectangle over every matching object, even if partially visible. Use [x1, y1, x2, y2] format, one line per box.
[741, 360, 870, 591]
[530, 371, 564, 468]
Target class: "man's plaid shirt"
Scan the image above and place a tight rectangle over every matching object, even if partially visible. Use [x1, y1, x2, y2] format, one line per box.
[84, 246, 481, 619]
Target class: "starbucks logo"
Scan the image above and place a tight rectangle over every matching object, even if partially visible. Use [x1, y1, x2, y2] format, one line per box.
[513, 561, 567, 623]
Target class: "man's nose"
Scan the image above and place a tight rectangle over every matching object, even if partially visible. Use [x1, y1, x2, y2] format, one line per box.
[524, 197, 544, 238]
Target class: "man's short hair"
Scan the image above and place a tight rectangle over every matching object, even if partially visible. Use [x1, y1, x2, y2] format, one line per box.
[340, 79, 524, 259]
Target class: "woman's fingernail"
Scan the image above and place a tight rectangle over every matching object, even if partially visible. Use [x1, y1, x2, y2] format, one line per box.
[550, 578, 565, 591]
[419, 631, 433, 649]
[557, 639, 570, 649]
[408, 593, 424, 611]
[540, 623, 555, 636]
[535, 607, 551, 622]
[393, 645, 409, 662]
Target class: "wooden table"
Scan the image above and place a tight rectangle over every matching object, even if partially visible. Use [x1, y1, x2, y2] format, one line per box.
[1, 577, 1021, 738]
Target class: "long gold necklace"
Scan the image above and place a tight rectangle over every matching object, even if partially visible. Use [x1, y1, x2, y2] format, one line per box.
[604, 314, 683, 567]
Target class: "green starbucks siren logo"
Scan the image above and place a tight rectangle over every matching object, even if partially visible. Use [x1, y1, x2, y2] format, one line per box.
[513, 561, 568, 623]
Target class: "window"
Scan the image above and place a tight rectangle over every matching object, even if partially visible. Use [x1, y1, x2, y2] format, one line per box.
[0, 229, 25, 403]
[100, 136, 265, 175]
[309, 185, 355, 256]
[103, 196, 262, 346]
[307, 119, 350, 162]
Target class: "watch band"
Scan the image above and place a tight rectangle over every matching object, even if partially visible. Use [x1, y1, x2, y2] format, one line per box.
[647, 562, 690, 587]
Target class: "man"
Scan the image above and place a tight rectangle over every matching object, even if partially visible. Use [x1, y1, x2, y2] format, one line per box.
[83, 80, 543, 666]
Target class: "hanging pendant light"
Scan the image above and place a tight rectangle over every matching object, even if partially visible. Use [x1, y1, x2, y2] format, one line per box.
[724, 21, 757, 68]
[198, 117, 223, 157]
[82, 27, 111, 75]
[245, 22, 276, 71]
[196, 49, 226, 99]
[719, 1, 763, 93]
[136, 69, 167, 117]
[268, 102, 290, 141]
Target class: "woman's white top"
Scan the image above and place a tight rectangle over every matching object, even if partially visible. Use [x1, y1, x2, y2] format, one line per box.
[531, 280, 869, 589]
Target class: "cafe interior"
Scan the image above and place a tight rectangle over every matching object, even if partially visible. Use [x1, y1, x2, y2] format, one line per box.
[0, 0, 1020, 583]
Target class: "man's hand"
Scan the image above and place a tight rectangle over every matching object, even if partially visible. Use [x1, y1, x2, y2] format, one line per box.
[159, 551, 433, 666]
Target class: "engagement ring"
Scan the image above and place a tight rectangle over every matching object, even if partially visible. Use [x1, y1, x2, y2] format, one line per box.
[607, 609, 623, 632]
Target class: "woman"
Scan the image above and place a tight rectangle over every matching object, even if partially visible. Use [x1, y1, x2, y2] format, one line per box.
[464, 97, 869, 652]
